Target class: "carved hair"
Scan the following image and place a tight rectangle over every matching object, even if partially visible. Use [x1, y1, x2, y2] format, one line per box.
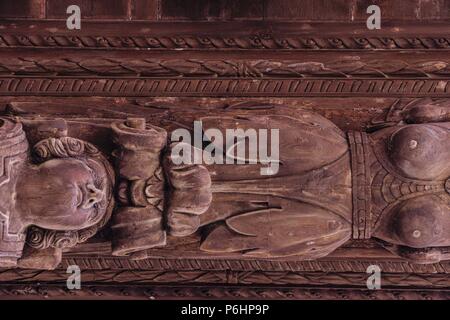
[26, 137, 115, 250]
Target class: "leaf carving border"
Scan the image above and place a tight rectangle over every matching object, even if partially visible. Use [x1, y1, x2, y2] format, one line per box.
[1, 284, 448, 300]
[2, 58, 450, 78]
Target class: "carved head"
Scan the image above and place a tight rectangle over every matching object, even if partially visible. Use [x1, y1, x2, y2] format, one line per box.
[16, 137, 115, 249]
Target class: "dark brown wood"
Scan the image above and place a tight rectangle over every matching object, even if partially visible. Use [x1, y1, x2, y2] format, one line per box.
[0, 0, 45, 18]
[2, 0, 450, 22]
[0, 1, 450, 300]
[1, 97, 449, 270]
[132, 0, 159, 20]
[46, 0, 130, 19]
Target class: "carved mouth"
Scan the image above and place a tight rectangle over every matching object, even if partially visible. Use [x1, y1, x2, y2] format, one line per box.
[76, 185, 84, 208]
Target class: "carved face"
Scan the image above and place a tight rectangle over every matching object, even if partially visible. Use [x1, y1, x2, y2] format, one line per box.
[17, 158, 110, 231]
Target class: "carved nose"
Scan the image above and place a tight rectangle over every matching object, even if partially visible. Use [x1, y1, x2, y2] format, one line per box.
[81, 183, 104, 209]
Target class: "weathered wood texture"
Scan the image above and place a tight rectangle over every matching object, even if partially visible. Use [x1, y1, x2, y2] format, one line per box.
[1, 0, 450, 21]
[0, 1, 449, 299]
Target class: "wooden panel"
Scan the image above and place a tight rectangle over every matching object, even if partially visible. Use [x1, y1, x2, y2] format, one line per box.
[159, 0, 263, 20]
[131, 0, 159, 20]
[161, 0, 222, 20]
[354, 0, 450, 20]
[223, 0, 264, 20]
[265, 0, 351, 21]
[354, 0, 420, 20]
[0, 0, 44, 18]
[46, 0, 130, 19]
[418, 0, 447, 19]
[0, 0, 448, 21]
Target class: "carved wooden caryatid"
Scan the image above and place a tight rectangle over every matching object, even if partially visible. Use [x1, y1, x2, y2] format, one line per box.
[0, 98, 449, 269]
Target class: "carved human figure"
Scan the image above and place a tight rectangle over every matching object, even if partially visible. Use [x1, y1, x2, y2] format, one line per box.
[109, 112, 354, 260]
[101, 100, 450, 264]
[0, 117, 114, 268]
[3, 99, 450, 268]
[184, 100, 450, 264]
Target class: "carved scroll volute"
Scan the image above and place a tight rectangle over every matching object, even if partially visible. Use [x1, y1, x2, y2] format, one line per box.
[111, 118, 168, 257]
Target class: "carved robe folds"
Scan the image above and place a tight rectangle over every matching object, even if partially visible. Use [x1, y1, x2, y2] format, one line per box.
[198, 114, 352, 259]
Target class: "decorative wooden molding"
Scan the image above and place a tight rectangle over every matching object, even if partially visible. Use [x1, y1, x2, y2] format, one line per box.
[56, 256, 446, 273]
[0, 78, 449, 97]
[1, 18, 450, 300]
[1, 58, 450, 78]
[1, 33, 449, 51]
[2, 268, 450, 288]
[1, 284, 448, 300]
[0, 21, 449, 51]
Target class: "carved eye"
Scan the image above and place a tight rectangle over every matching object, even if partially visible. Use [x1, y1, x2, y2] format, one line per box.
[393, 196, 446, 248]
[388, 125, 450, 180]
